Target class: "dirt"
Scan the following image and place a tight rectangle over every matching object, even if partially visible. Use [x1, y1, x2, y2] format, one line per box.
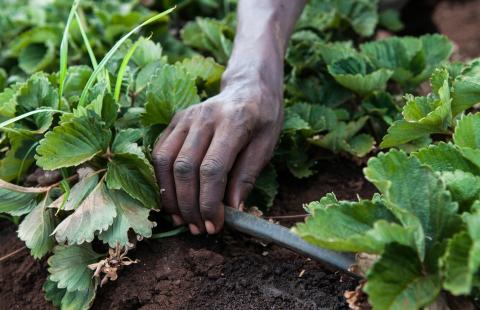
[2, 2, 480, 309]
[434, 0, 480, 59]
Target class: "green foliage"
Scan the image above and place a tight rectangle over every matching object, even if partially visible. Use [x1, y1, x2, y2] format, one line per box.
[295, 112, 480, 308]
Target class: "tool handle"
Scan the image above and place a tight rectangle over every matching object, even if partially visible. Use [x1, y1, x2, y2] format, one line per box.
[224, 207, 357, 274]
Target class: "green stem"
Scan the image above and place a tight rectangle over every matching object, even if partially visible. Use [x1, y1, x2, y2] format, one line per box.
[151, 226, 188, 239]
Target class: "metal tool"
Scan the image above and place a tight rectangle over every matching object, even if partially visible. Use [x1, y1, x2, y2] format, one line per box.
[224, 207, 356, 274]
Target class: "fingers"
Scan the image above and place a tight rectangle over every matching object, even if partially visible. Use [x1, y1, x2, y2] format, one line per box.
[199, 125, 251, 234]
[227, 131, 276, 209]
[173, 127, 213, 234]
[152, 126, 188, 223]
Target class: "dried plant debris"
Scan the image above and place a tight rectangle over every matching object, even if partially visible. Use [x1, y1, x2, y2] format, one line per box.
[88, 243, 139, 287]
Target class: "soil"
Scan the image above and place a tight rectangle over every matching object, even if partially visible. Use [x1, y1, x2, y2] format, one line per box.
[2, 2, 480, 309]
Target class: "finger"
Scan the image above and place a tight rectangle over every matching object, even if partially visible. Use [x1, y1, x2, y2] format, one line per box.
[152, 126, 189, 223]
[199, 125, 250, 234]
[174, 127, 213, 234]
[227, 131, 276, 209]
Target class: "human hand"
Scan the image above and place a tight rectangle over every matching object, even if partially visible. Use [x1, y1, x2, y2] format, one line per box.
[152, 76, 283, 235]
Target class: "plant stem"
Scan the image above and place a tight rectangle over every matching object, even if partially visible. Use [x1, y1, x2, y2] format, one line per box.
[0, 247, 26, 263]
[151, 226, 188, 239]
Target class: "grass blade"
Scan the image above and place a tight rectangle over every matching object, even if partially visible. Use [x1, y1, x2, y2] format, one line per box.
[0, 109, 64, 130]
[79, 7, 175, 107]
[74, 11, 98, 69]
[58, 0, 81, 105]
[114, 39, 142, 103]
[75, 10, 112, 91]
[151, 226, 188, 239]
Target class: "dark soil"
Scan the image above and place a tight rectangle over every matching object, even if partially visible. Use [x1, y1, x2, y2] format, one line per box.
[2, 2, 480, 309]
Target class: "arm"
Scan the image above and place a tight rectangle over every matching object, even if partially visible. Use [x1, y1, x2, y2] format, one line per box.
[152, 0, 307, 235]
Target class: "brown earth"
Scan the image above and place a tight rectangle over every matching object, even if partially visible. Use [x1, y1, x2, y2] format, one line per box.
[2, 2, 480, 309]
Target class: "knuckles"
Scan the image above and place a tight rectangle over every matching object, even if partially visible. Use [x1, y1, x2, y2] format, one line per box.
[152, 151, 174, 171]
[173, 158, 196, 179]
[200, 157, 226, 179]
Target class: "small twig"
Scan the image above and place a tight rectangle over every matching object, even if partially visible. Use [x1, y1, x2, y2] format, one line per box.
[265, 214, 309, 221]
[0, 247, 26, 263]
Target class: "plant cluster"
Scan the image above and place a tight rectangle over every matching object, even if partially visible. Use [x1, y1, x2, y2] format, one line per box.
[295, 63, 480, 309]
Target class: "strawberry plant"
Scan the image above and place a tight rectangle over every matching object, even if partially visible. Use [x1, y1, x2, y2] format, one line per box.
[294, 66, 480, 309]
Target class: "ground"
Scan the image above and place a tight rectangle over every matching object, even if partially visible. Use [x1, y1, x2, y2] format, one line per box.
[1, 2, 480, 309]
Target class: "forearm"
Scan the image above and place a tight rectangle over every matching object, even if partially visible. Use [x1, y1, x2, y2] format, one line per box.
[222, 0, 307, 92]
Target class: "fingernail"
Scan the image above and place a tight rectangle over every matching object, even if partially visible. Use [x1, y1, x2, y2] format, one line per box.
[172, 215, 184, 226]
[189, 224, 201, 235]
[205, 221, 216, 234]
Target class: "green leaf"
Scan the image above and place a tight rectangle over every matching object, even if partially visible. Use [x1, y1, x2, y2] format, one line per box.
[0, 134, 36, 182]
[98, 189, 154, 247]
[106, 153, 160, 209]
[441, 230, 480, 296]
[365, 244, 441, 310]
[19, 41, 56, 74]
[336, 0, 379, 36]
[452, 61, 480, 115]
[294, 198, 414, 253]
[0, 179, 46, 215]
[143, 64, 200, 126]
[181, 17, 233, 64]
[60, 279, 98, 310]
[440, 171, 480, 211]
[63, 66, 93, 99]
[284, 103, 337, 135]
[53, 181, 117, 245]
[348, 133, 375, 157]
[381, 81, 452, 148]
[50, 173, 100, 211]
[379, 9, 404, 32]
[132, 37, 163, 68]
[48, 244, 102, 292]
[453, 114, 480, 169]
[413, 142, 480, 174]
[328, 57, 393, 96]
[111, 128, 144, 156]
[176, 55, 224, 87]
[17, 196, 55, 259]
[245, 164, 278, 210]
[364, 150, 460, 259]
[36, 113, 112, 170]
[43, 278, 66, 308]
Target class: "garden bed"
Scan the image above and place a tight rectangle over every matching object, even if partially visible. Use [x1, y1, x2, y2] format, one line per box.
[0, 160, 370, 310]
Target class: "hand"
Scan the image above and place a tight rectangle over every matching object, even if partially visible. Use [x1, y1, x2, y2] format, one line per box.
[152, 77, 283, 235]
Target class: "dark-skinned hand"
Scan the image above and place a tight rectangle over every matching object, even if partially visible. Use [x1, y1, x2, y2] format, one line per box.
[152, 78, 283, 235]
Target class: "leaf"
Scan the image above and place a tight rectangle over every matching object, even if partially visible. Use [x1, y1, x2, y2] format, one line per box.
[132, 37, 163, 68]
[106, 153, 160, 209]
[53, 181, 117, 245]
[348, 133, 375, 157]
[441, 230, 480, 296]
[364, 150, 460, 259]
[0, 134, 37, 182]
[36, 112, 112, 170]
[381, 80, 452, 148]
[60, 279, 98, 310]
[111, 128, 144, 157]
[18, 41, 56, 74]
[176, 55, 225, 86]
[294, 198, 414, 253]
[50, 173, 100, 211]
[379, 9, 404, 32]
[328, 57, 393, 96]
[48, 244, 102, 292]
[17, 196, 55, 259]
[98, 189, 154, 247]
[336, 0, 378, 37]
[440, 171, 480, 211]
[63, 66, 93, 99]
[453, 114, 480, 169]
[364, 244, 441, 310]
[181, 17, 233, 64]
[413, 142, 480, 174]
[245, 164, 279, 210]
[143, 64, 200, 126]
[284, 103, 337, 135]
[0, 179, 46, 215]
[452, 61, 480, 115]
[43, 278, 66, 308]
